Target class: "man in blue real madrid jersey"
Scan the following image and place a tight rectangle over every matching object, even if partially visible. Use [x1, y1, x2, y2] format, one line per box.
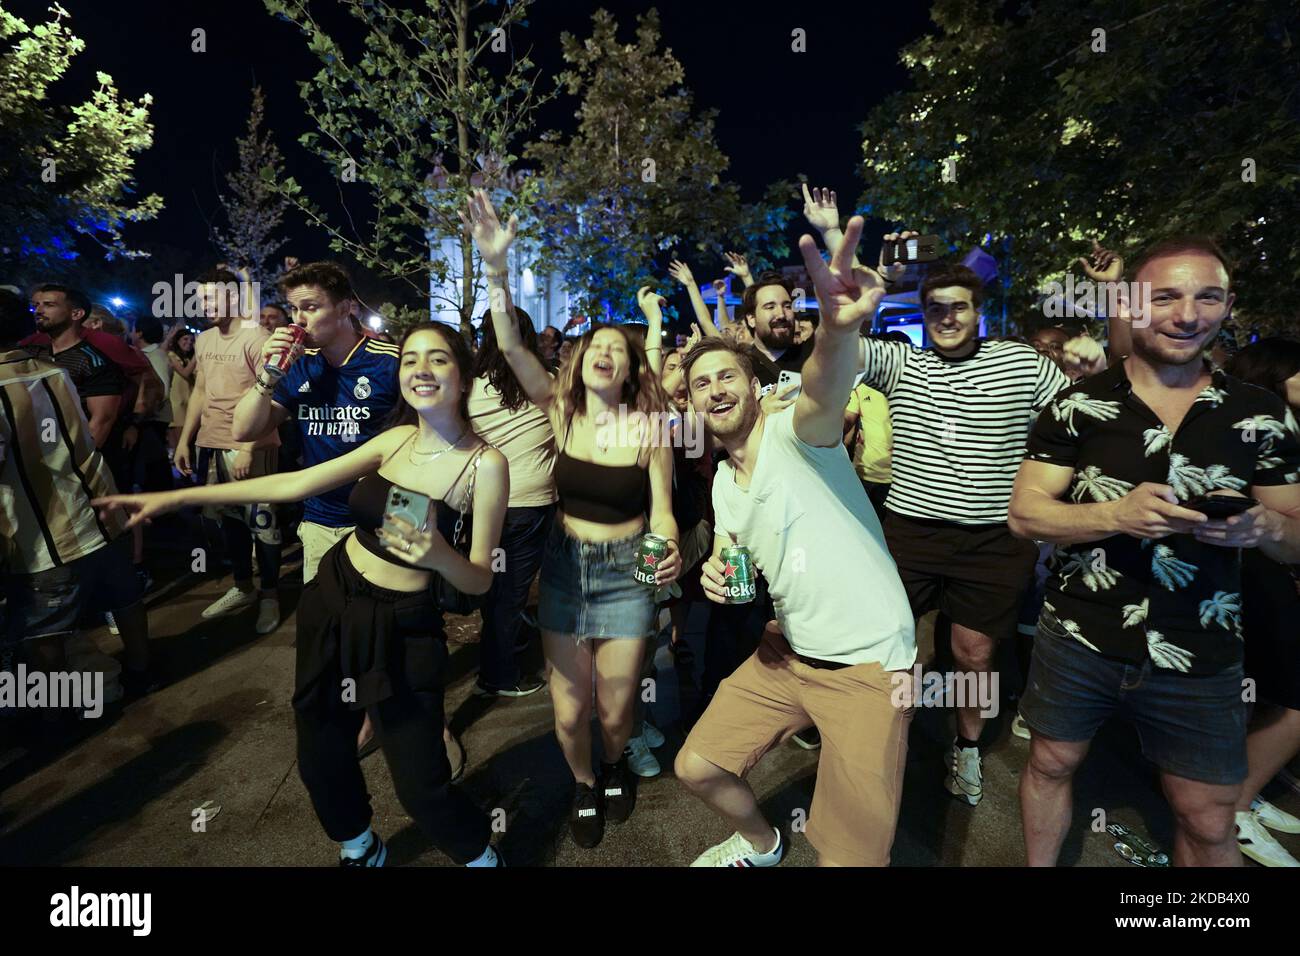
[233, 262, 399, 583]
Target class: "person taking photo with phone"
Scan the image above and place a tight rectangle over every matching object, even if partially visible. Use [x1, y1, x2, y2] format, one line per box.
[94, 321, 510, 868]
[1008, 237, 1300, 867]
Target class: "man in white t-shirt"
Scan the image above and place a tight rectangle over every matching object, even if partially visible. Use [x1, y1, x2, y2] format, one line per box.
[674, 217, 917, 868]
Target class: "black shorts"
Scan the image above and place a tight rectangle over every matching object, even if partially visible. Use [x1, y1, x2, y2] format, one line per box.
[883, 510, 1039, 640]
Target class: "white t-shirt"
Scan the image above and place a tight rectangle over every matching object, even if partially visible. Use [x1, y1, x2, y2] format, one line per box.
[712, 407, 916, 669]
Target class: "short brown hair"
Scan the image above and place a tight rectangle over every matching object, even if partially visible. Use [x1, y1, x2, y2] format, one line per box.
[681, 336, 755, 385]
[1129, 235, 1232, 285]
[740, 271, 795, 320]
[279, 261, 355, 304]
[920, 264, 984, 309]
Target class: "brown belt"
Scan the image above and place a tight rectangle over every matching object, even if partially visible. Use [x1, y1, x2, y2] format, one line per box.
[795, 654, 850, 671]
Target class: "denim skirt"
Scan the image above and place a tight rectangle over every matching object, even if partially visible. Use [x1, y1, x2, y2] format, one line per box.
[537, 524, 656, 640]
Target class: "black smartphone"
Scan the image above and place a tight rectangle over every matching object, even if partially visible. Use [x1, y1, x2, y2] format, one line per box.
[881, 234, 944, 266]
[1185, 495, 1257, 519]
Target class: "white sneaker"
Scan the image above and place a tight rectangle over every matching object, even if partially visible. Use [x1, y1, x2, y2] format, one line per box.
[690, 827, 784, 867]
[1236, 811, 1300, 867]
[105, 611, 119, 636]
[945, 742, 983, 806]
[1252, 797, 1300, 834]
[642, 721, 665, 748]
[1011, 713, 1031, 740]
[255, 597, 280, 635]
[202, 586, 256, 619]
[625, 735, 661, 778]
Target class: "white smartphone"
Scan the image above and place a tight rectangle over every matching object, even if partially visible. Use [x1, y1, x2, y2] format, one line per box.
[777, 369, 802, 399]
[383, 485, 432, 533]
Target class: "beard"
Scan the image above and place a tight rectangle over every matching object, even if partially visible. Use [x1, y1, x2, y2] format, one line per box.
[702, 393, 760, 442]
[758, 319, 795, 351]
[1132, 327, 1215, 368]
[36, 315, 71, 337]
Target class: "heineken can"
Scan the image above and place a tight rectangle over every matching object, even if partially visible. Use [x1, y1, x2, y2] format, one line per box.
[633, 533, 669, 587]
[720, 545, 756, 604]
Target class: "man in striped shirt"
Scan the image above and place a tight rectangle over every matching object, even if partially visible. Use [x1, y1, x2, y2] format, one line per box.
[0, 292, 155, 696]
[855, 261, 1074, 804]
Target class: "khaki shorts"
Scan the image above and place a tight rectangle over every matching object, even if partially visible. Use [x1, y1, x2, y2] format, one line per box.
[683, 628, 913, 866]
[298, 521, 354, 584]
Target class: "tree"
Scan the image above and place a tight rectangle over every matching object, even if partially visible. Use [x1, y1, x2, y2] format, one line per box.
[526, 8, 794, 324]
[0, 2, 161, 274]
[213, 85, 291, 289]
[858, 0, 1300, 335]
[263, 0, 548, 334]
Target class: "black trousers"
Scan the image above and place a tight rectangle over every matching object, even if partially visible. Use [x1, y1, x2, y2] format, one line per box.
[294, 542, 491, 864]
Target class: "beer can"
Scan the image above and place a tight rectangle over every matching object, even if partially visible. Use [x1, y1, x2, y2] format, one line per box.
[264, 323, 307, 379]
[633, 533, 669, 587]
[720, 545, 756, 604]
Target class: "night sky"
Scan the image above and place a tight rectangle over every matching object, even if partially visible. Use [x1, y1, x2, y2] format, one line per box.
[13, 0, 933, 297]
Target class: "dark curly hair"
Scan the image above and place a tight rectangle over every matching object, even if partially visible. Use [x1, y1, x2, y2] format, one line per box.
[472, 306, 541, 412]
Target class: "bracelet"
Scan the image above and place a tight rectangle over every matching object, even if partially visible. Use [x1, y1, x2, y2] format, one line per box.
[645, 346, 662, 353]
[484, 269, 508, 279]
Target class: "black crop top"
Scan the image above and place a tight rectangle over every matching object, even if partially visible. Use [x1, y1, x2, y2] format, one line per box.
[348, 472, 458, 568]
[553, 450, 649, 524]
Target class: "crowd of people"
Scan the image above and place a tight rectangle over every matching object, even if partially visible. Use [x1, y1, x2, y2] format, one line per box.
[2, 182, 1299, 868]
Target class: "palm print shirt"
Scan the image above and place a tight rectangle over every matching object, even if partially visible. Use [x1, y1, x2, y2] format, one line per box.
[1025, 362, 1300, 675]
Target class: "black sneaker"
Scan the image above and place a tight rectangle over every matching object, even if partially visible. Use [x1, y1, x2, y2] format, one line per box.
[339, 833, 387, 867]
[473, 675, 545, 698]
[570, 782, 604, 848]
[791, 727, 822, 751]
[602, 753, 637, 824]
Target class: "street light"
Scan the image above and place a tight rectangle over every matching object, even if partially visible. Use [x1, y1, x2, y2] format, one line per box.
[109, 296, 126, 309]
[367, 315, 383, 330]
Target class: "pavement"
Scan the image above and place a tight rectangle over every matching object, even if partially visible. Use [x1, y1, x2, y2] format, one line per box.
[2, 519, 1299, 867]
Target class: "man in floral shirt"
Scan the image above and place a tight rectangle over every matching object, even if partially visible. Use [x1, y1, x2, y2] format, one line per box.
[1008, 237, 1300, 866]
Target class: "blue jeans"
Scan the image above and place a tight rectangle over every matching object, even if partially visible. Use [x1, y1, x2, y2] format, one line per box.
[478, 504, 555, 689]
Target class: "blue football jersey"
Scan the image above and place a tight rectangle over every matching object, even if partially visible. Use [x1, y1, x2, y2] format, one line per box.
[274, 335, 400, 526]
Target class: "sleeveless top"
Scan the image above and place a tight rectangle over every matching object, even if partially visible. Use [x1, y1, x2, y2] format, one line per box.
[552, 419, 649, 524]
[348, 472, 458, 568]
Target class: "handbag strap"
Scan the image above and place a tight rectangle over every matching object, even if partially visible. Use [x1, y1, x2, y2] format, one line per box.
[449, 444, 490, 548]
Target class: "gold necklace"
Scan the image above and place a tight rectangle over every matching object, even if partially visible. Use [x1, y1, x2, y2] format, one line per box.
[408, 428, 467, 465]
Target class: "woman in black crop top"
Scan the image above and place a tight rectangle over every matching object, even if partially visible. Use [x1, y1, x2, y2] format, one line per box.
[467, 190, 680, 849]
[95, 323, 510, 868]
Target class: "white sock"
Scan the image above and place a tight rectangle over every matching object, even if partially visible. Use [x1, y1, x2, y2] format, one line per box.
[466, 844, 498, 867]
[751, 827, 782, 859]
[340, 828, 375, 860]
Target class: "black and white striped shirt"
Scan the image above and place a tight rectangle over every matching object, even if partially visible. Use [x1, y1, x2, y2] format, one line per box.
[861, 338, 1070, 524]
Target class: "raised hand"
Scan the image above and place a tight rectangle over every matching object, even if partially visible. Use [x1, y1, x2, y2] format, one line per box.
[723, 251, 752, 285]
[711, 278, 728, 297]
[798, 216, 885, 334]
[802, 183, 840, 234]
[636, 285, 668, 322]
[879, 230, 920, 281]
[668, 259, 697, 288]
[459, 188, 518, 271]
[1077, 240, 1123, 283]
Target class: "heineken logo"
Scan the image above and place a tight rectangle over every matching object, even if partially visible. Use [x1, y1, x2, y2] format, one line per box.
[727, 582, 757, 598]
[642, 551, 659, 568]
[722, 560, 739, 579]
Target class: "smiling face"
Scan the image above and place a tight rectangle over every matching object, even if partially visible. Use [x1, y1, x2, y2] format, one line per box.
[178, 333, 194, 353]
[688, 348, 762, 442]
[399, 326, 465, 416]
[284, 284, 354, 349]
[746, 284, 796, 351]
[1029, 327, 1069, 369]
[581, 327, 631, 393]
[923, 286, 980, 356]
[1131, 252, 1233, 368]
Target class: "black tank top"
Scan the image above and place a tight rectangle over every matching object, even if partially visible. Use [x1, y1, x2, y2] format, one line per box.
[348, 472, 457, 568]
[553, 418, 649, 523]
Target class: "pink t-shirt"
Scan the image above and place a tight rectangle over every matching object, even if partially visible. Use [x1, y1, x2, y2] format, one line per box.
[195, 323, 278, 450]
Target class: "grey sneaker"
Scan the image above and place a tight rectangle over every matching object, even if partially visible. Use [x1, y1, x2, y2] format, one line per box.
[255, 596, 280, 635]
[945, 742, 983, 806]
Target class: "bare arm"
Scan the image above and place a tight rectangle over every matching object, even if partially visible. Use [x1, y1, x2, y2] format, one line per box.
[461, 189, 555, 410]
[85, 395, 121, 449]
[637, 286, 668, 375]
[233, 329, 300, 441]
[723, 252, 754, 289]
[95, 427, 410, 528]
[413, 448, 510, 595]
[793, 217, 884, 447]
[647, 443, 681, 585]
[1008, 460, 1207, 545]
[1192, 484, 1300, 565]
[132, 364, 165, 416]
[668, 260, 719, 338]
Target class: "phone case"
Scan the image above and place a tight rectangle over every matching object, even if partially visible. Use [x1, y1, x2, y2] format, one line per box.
[384, 486, 433, 532]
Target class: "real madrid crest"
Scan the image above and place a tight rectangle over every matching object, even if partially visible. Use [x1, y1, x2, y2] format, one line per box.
[353, 375, 372, 400]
